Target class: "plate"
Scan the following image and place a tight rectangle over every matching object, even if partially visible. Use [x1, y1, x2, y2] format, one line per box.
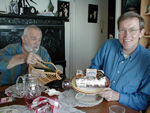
[71, 76, 104, 94]
[0, 108, 21, 113]
[75, 93, 103, 105]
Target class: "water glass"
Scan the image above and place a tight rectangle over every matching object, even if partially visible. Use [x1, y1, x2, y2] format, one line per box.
[16, 74, 42, 106]
[24, 76, 41, 106]
[109, 105, 125, 113]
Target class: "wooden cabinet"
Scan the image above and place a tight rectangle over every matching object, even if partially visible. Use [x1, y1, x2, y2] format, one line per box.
[140, 0, 150, 50]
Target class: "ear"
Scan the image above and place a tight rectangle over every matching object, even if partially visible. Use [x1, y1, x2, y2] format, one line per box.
[21, 35, 25, 43]
[139, 29, 145, 38]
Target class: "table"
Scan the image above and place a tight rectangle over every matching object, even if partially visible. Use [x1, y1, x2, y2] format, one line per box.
[0, 85, 139, 113]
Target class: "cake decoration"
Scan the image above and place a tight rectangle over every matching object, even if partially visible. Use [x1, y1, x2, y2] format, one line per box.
[86, 69, 97, 77]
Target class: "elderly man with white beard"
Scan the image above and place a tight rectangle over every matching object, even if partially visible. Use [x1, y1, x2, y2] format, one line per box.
[0, 25, 51, 85]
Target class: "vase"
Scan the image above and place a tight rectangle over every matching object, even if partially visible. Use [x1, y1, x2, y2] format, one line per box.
[48, 0, 54, 13]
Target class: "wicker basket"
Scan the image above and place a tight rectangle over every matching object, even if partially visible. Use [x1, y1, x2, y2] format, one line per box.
[29, 60, 62, 85]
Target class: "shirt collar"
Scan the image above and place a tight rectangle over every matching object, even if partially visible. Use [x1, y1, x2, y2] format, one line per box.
[119, 44, 140, 60]
[130, 44, 140, 59]
[18, 43, 23, 53]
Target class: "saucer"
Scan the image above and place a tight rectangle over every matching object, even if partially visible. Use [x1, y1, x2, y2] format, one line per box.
[75, 93, 103, 105]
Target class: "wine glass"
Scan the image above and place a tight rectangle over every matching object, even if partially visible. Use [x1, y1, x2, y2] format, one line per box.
[62, 79, 71, 90]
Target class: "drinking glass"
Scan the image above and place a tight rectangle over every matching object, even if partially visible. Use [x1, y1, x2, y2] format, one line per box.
[16, 74, 42, 106]
[109, 105, 125, 113]
[24, 77, 41, 106]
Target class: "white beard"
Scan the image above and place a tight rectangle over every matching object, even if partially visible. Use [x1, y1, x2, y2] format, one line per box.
[23, 42, 39, 53]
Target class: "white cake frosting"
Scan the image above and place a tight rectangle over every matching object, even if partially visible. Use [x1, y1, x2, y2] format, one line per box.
[76, 76, 107, 88]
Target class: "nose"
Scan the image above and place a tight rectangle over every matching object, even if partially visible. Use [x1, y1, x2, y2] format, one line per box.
[37, 41, 40, 45]
[35, 40, 41, 45]
[124, 30, 131, 37]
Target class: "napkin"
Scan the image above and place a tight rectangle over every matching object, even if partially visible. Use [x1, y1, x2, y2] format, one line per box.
[29, 96, 60, 113]
[44, 89, 61, 96]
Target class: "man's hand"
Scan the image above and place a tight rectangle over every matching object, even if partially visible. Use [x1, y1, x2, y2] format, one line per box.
[26, 52, 42, 64]
[7, 53, 27, 69]
[98, 87, 120, 101]
[7, 52, 42, 69]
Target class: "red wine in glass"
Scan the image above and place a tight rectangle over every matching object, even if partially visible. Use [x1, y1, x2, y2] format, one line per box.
[24, 96, 36, 105]
[24, 92, 40, 106]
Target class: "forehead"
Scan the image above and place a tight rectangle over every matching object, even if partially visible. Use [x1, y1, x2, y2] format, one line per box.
[28, 28, 42, 37]
[119, 17, 140, 29]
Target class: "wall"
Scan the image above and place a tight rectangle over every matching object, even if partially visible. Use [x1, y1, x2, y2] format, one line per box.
[115, 0, 121, 38]
[0, 0, 108, 79]
[68, 0, 108, 78]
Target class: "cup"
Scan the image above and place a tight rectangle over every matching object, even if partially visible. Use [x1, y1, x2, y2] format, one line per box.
[109, 105, 125, 113]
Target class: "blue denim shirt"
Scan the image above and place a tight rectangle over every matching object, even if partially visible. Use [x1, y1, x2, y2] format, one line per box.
[90, 39, 150, 111]
[0, 43, 51, 85]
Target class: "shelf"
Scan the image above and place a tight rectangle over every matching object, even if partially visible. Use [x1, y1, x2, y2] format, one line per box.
[143, 35, 150, 38]
[140, 0, 150, 48]
[145, 13, 150, 15]
[147, 46, 150, 50]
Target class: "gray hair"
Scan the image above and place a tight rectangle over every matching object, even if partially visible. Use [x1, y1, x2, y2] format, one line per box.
[117, 11, 145, 30]
[23, 25, 42, 38]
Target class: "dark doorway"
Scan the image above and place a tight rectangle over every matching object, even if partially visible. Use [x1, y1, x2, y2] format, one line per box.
[108, 0, 116, 39]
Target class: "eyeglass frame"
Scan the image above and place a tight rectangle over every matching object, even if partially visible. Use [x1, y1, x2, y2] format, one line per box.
[118, 28, 140, 35]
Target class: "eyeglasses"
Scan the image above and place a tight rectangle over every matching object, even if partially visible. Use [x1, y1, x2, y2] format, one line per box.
[119, 28, 140, 35]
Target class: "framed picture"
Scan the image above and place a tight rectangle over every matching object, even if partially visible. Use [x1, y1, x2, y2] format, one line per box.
[88, 4, 98, 23]
[58, 1, 70, 21]
[121, 0, 141, 14]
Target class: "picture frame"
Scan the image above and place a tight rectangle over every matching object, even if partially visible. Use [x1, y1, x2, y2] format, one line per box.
[88, 4, 98, 23]
[58, 1, 70, 21]
[121, 0, 141, 14]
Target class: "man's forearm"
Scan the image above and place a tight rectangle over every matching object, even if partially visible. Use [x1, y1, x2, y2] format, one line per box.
[7, 54, 26, 69]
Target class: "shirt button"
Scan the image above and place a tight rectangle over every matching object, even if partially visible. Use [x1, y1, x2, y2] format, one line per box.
[121, 61, 124, 63]
[113, 81, 116, 83]
[117, 70, 120, 74]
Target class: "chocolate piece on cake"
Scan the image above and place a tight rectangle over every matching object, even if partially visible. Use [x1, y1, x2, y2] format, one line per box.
[76, 74, 84, 79]
[96, 70, 105, 80]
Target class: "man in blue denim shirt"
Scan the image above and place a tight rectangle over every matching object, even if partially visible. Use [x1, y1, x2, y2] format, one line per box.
[90, 11, 150, 111]
[0, 25, 51, 85]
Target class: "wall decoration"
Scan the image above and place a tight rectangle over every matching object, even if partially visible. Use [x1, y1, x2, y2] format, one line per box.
[58, 1, 70, 21]
[121, 0, 141, 14]
[88, 4, 98, 23]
